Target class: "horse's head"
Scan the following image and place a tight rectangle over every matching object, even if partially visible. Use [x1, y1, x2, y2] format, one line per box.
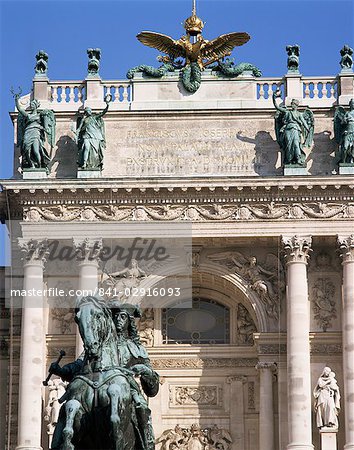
[75, 296, 113, 358]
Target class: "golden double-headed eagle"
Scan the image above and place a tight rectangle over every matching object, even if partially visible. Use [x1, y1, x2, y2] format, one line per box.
[137, 1, 250, 69]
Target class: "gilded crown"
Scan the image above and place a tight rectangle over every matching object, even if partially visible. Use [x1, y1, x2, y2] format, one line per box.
[184, 13, 204, 35]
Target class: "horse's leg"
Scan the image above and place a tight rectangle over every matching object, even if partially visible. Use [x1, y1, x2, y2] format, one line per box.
[107, 384, 124, 450]
[62, 399, 81, 450]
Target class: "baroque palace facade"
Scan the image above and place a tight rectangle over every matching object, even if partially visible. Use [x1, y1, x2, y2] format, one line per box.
[0, 50, 354, 450]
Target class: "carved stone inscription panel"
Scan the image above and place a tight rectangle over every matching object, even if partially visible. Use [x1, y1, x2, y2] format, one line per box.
[104, 117, 280, 177]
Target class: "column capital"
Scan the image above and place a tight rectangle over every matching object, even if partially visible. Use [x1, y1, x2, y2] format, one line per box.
[72, 238, 102, 263]
[18, 238, 49, 265]
[256, 362, 277, 373]
[337, 234, 354, 263]
[282, 235, 312, 264]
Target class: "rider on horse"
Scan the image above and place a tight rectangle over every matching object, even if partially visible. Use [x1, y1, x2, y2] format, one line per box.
[49, 299, 159, 450]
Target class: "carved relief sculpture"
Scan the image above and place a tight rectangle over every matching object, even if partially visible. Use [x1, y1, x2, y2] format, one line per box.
[236, 304, 256, 345]
[313, 367, 341, 429]
[156, 424, 232, 450]
[334, 99, 354, 164]
[312, 278, 336, 331]
[208, 251, 284, 320]
[138, 308, 154, 347]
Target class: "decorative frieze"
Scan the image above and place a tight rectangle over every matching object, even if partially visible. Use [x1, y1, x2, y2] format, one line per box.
[311, 343, 342, 354]
[23, 201, 354, 222]
[151, 358, 258, 369]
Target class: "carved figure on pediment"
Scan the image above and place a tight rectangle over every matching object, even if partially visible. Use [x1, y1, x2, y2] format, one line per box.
[138, 308, 154, 347]
[273, 89, 314, 166]
[207, 425, 232, 450]
[208, 251, 283, 320]
[334, 100, 354, 164]
[314, 367, 341, 428]
[237, 304, 256, 345]
[312, 278, 336, 331]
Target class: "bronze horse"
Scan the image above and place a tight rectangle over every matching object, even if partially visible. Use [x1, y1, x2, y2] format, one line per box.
[60, 297, 136, 450]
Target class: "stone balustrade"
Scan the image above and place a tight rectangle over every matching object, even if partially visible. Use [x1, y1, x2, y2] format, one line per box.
[28, 71, 353, 112]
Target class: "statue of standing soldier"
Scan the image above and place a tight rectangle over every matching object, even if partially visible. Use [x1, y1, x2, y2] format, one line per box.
[75, 94, 111, 170]
[273, 89, 314, 166]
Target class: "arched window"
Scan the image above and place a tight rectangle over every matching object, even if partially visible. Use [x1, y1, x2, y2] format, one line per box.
[162, 297, 230, 344]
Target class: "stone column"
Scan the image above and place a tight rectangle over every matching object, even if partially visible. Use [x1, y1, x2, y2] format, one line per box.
[256, 362, 276, 450]
[282, 235, 314, 450]
[73, 238, 102, 356]
[16, 239, 49, 450]
[338, 235, 354, 450]
[226, 376, 246, 450]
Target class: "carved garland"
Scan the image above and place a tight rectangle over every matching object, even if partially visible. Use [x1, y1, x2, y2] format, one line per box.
[23, 201, 354, 222]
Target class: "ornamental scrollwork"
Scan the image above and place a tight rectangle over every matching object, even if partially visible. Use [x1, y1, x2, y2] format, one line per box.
[169, 385, 221, 406]
[151, 358, 258, 369]
[23, 201, 354, 222]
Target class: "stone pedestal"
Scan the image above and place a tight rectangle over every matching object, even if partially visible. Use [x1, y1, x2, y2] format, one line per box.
[285, 74, 303, 105]
[338, 73, 354, 105]
[22, 169, 48, 180]
[338, 164, 354, 175]
[283, 165, 307, 176]
[77, 168, 102, 179]
[320, 428, 337, 450]
[282, 235, 314, 450]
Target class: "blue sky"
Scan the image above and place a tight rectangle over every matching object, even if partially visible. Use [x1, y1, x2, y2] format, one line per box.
[0, 0, 353, 264]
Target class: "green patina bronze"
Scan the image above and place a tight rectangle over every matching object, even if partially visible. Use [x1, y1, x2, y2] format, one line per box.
[286, 45, 300, 74]
[87, 48, 101, 76]
[75, 94, 111, 170]
[13, 89, 56, 172]
[49, 296, 159, 450]
[126, 56, 178, 80]
[340, 45, 353, 72]
[211, 58, 262, 78]
[273, 90, 314, 166]
[334, 99, 354, 164]
[35, 50, 49, 77]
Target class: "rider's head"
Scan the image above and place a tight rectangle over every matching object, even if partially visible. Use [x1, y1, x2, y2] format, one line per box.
[109, 302, 142, 341]
[349, 98, 354, 110]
